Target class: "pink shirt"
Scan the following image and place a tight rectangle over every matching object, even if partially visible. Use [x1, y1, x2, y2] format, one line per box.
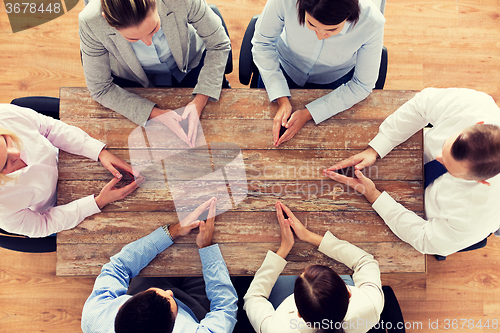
[0, 104, 105, 237]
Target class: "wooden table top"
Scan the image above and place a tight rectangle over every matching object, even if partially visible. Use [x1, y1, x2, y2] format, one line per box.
[56, 87, 425, 276]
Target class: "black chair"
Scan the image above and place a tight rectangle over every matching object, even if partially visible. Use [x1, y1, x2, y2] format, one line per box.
[435, 235, 489, 261]
[238, 14, 388, 90]
[10, 96, 59, 119]
[368, 286, 406, 333]
[1, 96, 60, 253]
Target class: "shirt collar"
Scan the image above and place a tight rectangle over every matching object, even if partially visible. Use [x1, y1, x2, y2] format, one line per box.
[338, 20, 352, 35]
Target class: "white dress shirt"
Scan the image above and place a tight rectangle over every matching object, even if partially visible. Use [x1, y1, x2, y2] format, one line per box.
[130, 27, 187, 86]
[252, 0, 385, 124]
[0, 104, 105, 237]
[244, 231, 384, 333]
[369, 88, 500, 256]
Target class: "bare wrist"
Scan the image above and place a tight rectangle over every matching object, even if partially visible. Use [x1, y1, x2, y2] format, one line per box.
[276, 245, 291, 259]
[365, 189, 382, 204]
[94, 196, 105, 210]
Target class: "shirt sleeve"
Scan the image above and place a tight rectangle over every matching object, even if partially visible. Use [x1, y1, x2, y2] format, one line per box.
[372, 191, 478, 256]
[1, 195, 100, 238]
[368, 88, 448, 158]
[251, 0, 291, 102]
[243, 251, 287, 333]
[197, 244, 238, 333]
[318, 231, 384, 320]
[81, 227, 173, 333]
[306, 24, 385, 124]
[186, 0, 231, 102]
[16, 105, 105, 161]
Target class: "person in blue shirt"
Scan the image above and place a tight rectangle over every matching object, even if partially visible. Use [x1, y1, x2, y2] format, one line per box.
[252, 0, 385, 147]
[81, 197, 238, 333]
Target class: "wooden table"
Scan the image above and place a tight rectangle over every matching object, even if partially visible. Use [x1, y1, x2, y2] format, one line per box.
[56, 87, 425, 276]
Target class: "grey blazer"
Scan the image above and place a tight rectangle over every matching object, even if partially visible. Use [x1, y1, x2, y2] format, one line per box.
[79, 0, 231, 126]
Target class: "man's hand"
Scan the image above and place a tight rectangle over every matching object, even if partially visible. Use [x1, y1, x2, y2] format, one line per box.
[196, 198, 217, 249]
[325, 147, 379, 172]
[273, 97, 292, 146]
[179, 197, 216, 227]
[95, 176, 144, 209]
[98, 149, 142, 180]
[323, 169, 382, 204]
[275, 201, 294, 259]
[275, 108, 313, 147]
[169, 221, 201, 240]
[150, 108, 191, 147]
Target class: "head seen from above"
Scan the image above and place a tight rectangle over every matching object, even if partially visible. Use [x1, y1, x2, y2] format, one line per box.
[294, 265, 350, 332]
[0, 129, 24, 184]
[436, 123, 500, 183]
[296, 0, 360, 40]
[115, 288, 177, 333]
[101, 0, 160, 46]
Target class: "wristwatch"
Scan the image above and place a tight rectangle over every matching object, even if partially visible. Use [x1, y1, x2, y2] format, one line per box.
[162, 224, 174, 241]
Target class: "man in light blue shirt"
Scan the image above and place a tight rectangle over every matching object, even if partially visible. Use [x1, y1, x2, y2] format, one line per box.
[252, 0, 385, 147]
[81, 198, 238, 333]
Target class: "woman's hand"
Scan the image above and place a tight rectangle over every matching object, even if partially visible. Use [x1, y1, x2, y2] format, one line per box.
[98, 149, 142, 180]
[273, 97, 292, 146]
[278, 202, 323, 247]
[94, 176, 144, 210]
[182, 94, 209, 147]
[196, 198, 217, 249]
[150, 108, 191, 147]
[275, 201, 295, 259]
[275, 108, 313, 147]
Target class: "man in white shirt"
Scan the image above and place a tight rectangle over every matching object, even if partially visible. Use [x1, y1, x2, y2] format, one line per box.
[324, 88, 500, 256]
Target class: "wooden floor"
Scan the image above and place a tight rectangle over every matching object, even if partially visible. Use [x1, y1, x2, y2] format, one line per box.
[0, 0, 499, 332]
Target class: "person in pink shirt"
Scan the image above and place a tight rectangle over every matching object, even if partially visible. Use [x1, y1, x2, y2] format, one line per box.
[0, 104, 143, 237]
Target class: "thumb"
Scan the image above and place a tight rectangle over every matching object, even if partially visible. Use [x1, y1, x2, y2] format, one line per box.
[285, 115, 296, 128]
[198, 220, 206, 233]
[188, 220, 201, 230]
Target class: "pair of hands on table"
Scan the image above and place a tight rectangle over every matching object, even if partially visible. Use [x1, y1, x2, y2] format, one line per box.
[149, 94, 209, 148]
[168, 197, 217, 249]
[95, 149, 144, 210]
[275, 201, 323, 259]
[323, 147, 382, 204]
[272, 97, 313, 147]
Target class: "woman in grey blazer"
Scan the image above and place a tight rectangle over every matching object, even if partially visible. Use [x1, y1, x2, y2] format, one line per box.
[79, 0, 231, 146]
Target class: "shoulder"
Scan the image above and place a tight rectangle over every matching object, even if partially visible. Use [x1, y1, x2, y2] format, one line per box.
[357, 0, 386, 28]
[79, 0, 105, 27]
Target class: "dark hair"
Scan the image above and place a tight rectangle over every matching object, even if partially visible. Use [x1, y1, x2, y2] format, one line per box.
[296, 0, 360, 26]
[294, 265, 349, 333]
[451, 124, 500, 180]
[101, 0, 156, 29]
[115, 289, 175, 333]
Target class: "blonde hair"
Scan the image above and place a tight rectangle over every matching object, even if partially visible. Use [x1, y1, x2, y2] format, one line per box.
[101, 0, 156, 29]
[0, 127, 23, 184]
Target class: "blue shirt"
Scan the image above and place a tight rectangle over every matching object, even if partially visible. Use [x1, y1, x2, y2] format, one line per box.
[252, 0, 385, 123]
[81, 227, 238, 333]
[130, 28, 187, 86]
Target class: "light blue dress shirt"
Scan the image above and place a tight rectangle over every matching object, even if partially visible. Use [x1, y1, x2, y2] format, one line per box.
[252, 0, 385, 124]
[130, 28, 187, 86]
[81, 227, 238, 333]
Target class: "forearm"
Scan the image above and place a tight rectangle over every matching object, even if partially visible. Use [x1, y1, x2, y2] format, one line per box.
[199, 244, 238, 331]
[1, 195, 100, 238]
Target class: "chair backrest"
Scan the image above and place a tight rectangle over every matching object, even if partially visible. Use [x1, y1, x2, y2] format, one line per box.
[368, 286, 405, 333]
